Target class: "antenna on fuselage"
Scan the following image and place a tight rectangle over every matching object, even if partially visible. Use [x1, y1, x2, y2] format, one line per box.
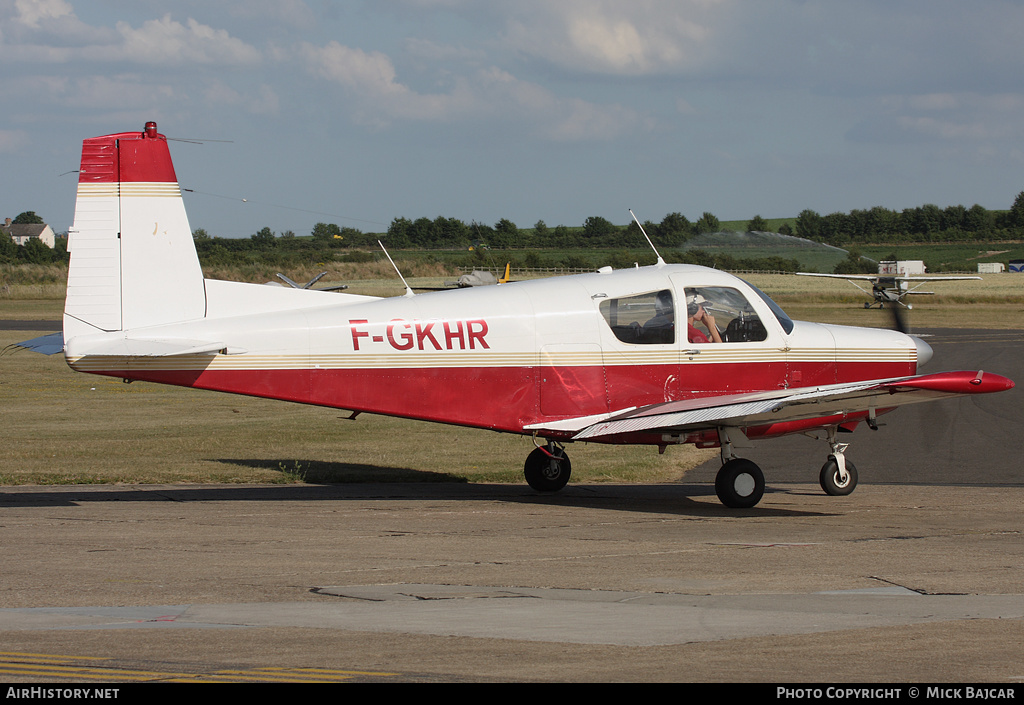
[629, 209, 665, 266]
[378, 240, 415, 297]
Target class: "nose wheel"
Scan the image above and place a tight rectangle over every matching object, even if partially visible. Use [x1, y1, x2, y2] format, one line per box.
[820, 455, 858, 496]
[817, 429, 859, 496]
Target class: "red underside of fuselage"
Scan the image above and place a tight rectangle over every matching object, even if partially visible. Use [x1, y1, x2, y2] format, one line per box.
[88, 359, 915, 445]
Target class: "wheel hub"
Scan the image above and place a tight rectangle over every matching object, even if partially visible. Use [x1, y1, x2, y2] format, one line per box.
[543, 460, 561, 480]
[733, 472, 756, 497]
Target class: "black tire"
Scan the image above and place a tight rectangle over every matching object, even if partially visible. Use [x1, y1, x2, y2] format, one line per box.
[524, 447, 571, 492]
[819, 456, 858, 496]
[714, 459, 765, 508]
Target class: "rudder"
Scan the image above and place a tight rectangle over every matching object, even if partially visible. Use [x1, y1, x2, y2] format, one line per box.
[64, 122, 206, 338]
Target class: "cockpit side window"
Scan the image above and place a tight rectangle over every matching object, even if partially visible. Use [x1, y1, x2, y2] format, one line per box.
[684, 286, 768, 343]
[599, 289, 674, 344]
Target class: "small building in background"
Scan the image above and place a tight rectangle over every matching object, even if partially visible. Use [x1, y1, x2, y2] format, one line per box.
[978, 262, 1006, 274]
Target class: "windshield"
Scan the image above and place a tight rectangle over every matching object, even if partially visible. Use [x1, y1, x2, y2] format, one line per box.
[740, 278, 794, 334]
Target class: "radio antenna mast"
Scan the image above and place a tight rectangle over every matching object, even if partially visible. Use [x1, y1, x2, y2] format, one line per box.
[629, 209, 665, 266]
[378, 240, 415, 297]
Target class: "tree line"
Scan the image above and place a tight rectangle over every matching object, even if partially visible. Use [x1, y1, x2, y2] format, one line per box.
[792, 193, 1024, 245]
[382, 212, 728, 250]
[196, 193, 1022, 255]
[5, 192, 1023, 270]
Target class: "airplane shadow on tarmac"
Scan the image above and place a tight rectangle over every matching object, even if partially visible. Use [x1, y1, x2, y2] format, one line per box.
[0, 476, 832, 518]
[216, 457, 465, 484]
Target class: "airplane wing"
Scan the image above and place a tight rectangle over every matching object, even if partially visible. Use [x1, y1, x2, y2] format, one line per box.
[796, 272, 981, 282]
[796, 272, 879, 281]
[525, 371, 1013, 442]
[896, 275, 982, 281]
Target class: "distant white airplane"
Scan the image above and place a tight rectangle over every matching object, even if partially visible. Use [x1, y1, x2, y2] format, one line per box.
[796, 272, 981, 310]
[416, 263, 514, 290]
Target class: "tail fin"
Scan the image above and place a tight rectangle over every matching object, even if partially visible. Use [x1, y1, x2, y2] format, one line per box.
[64, 122, 206, 339]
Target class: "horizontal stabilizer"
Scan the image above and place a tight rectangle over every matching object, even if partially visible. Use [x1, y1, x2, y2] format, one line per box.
[11, 332, 65, 355]
[66, 337, 237, 358]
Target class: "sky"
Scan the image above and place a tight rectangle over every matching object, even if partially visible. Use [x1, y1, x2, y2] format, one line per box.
[2, 0, 1024, 240]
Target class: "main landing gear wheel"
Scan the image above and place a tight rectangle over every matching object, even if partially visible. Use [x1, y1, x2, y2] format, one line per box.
[819, 456, 858, 496]
[715, 458, 765, 509]
[524, 446, 571, 492]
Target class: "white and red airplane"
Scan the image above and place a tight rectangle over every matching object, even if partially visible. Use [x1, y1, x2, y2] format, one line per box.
[51, 123, 1013, 508]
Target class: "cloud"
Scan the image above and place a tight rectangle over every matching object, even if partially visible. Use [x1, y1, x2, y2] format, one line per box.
[474, 66, 651, 140]
[542, 98, 650, 141]
[848, 92, 1024, 146]
[221, 0, 317, 29]
[298, 40, 450, 126]
[109, 15, 262, 66]
[3, 7, 261, 67]
[3, 0, 111, 47]
[0, 69, 281, 133]
[499, 0, 722, 75]
[299, 39, 649, 140]
[54, 74, 177, 110]
[13, 0, 74, 27]
[402, 37, 486, 64]
[0, 128, 30, 153]
[203, 80, 280, 116]
[300, 41, 408, 97]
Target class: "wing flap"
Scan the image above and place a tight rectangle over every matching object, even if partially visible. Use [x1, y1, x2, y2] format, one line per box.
[568, 370, 1013, 441]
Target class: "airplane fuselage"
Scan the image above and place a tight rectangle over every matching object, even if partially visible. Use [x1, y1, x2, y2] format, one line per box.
[66, 264, 921, 445]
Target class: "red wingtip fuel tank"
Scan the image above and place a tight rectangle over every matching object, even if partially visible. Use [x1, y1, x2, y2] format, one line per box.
[890, 370, 1015, 394]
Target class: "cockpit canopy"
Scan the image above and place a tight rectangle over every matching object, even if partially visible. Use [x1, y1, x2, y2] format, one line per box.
[599, 283, 779, 345]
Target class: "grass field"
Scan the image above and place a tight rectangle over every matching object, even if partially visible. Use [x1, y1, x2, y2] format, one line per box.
[0, 330, 711, 485]
[2, 270, 1022, 486]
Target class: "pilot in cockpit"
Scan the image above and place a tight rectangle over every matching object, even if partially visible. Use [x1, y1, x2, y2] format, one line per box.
[641, 290, 675, 343]
[687, 293, 723, 343]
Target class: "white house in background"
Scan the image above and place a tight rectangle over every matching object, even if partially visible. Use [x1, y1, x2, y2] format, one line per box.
[2, 218, 56, 248]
